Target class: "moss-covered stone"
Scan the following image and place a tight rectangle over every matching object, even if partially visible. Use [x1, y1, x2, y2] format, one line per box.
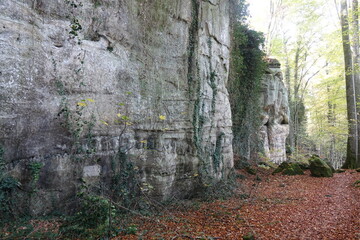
[335, 169, 346, 173]
[282, 163, 304, 176]
[245, 166, 256, 175]
[272, 162, 289, 174]
[272, 162, 304, 176]
[356, 168, 360, 172]
[309, 155, 333, 177]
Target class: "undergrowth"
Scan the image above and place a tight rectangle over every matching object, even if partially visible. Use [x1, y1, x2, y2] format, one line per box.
[194, 170, 239, 202]
[0, 145, 20, 225]
[59, 193, 116, 239]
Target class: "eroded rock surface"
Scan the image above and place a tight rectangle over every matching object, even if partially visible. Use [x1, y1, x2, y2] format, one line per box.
[259, 59, 290, 164]
[0, 0, 233, 214]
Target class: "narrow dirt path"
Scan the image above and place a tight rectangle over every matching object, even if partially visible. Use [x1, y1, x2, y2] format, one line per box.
[241, 170, 360, 239]
[120, 170, 360, 240]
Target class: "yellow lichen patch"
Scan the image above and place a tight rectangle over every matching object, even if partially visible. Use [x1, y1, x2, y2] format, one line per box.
[77, 102, 87, 107]
[100, 120, 109, 126]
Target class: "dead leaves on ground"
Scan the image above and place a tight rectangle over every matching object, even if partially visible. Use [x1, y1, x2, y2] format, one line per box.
[119, 169, 360, 240]
[2, 169, 359, 239]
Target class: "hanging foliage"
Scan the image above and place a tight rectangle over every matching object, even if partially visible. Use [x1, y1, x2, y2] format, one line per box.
[228, 0, 266, 159]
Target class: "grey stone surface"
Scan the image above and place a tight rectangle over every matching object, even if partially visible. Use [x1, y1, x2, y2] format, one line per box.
[0, 0, 233, 214]
[259, 60, 290, 164]
[83, 165, 101, 178]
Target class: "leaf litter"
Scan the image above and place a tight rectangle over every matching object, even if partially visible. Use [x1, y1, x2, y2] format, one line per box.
[119, 168, 360, 240]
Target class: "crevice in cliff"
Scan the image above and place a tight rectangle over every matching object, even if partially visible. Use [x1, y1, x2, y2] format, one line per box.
[187, 0, 200, 87]
[187, 0, 202, 150]
[202, 0, 219, 7]
[187, 0, 211, 184]
[205, 22, 228, 49]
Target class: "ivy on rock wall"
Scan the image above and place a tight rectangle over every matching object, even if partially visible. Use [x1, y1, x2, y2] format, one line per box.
[229, 0, 266, 161]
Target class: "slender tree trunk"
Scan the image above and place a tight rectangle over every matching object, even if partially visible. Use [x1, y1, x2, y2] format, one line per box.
[352, 0, 360, 167]
[283, 38, 295, 150]
[340, 0, 359, 168]
[293, 42, 301, 148]
[327, 85, 336, 163]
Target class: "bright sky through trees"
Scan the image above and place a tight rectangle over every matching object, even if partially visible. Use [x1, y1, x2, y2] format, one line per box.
[247, 0, 350, 167]
[248, 1, 268, 32]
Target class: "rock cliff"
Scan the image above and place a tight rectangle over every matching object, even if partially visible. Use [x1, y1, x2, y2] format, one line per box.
[0, 0, 233, 214]
[259, 59, 290, 164]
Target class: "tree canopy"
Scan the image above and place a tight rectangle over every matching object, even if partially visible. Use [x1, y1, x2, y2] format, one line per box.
[250, 0, 360, 168]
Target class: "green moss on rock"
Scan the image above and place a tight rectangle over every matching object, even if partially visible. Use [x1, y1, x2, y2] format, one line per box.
[309, 155, 333, 177]
[272, 162, 304, 176]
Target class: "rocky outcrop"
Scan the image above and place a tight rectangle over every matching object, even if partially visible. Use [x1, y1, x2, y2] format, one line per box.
[259, 59, 290, 164]
[0, 0, 233, 214]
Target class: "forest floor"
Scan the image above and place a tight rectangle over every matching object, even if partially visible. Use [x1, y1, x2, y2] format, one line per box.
[2, 168, 360, 239]
[119, 168, 360, 240]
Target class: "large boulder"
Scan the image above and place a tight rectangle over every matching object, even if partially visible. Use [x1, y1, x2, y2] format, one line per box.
[309, 155, 333, 177]
[273, 162, 304, 176]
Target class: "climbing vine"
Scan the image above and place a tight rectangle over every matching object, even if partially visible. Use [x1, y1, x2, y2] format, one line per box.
[228, 0, 266, 160]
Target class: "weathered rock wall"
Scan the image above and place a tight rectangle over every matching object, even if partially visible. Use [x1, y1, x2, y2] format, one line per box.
[259, 59, 290, 164]
[0, 0, 233, 215]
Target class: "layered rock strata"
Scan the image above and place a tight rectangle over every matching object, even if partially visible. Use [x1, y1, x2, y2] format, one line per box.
[0, 0, 233, 214]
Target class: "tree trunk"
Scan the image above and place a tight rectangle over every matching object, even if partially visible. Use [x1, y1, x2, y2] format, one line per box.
[293, 42, 301, 148]
[340, 0, 359, 168]
[352, 0, 360, 167]
[283, 38, 294, 150]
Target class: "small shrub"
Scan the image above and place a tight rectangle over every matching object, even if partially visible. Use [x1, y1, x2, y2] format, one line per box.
[60, 193, 115, 239]
[0, 145, 20, 224]
[0, 176, 20, 223]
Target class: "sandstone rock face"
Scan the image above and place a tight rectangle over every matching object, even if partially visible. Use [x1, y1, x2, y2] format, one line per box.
[0, 0, 233, 214]
[259, 59, 290, 164]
